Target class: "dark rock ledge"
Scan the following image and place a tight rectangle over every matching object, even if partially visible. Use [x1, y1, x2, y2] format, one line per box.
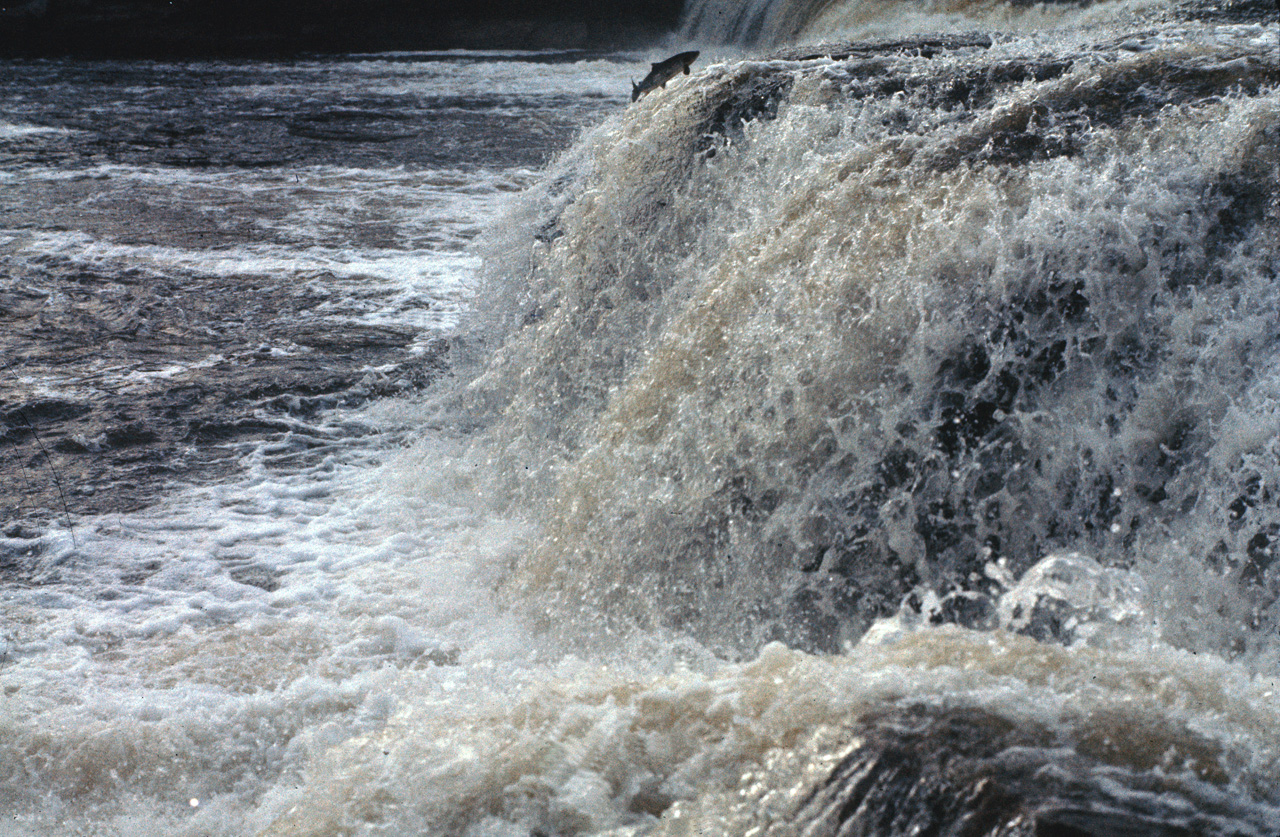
[0, 265, 449, 529]
[785, 705, 1277, 837]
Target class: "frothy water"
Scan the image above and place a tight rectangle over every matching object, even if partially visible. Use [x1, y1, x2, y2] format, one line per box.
[468, 18, 1280, 657]
[681, 0, 1182, 44]
[4, 7, 1280, 837]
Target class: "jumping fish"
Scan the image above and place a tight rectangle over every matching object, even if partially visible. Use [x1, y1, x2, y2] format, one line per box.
[631, 51, 700, 102]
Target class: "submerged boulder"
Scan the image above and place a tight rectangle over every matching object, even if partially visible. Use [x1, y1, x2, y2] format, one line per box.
[791, 705, 1270, 837]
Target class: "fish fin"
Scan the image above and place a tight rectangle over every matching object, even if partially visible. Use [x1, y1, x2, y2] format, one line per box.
[683, 65, 690, 74]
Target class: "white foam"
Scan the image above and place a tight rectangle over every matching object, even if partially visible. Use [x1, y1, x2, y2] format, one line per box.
[0, 120, 75, 141]
[7, 457, 1280, 836]
[223, 57, 642, 103]
[5, 35, 1280, 837]
[2, 164, 535, 338]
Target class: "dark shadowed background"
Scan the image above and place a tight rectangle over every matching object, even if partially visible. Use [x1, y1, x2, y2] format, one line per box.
[0, 0, 687, 57]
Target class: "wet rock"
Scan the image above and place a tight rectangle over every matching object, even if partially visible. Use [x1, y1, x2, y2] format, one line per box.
[227, 565, 282, 593]
[288, 323, 419, 352]
[769, 33, 995, 62]
[1181, 0, 1280, 23]
[1, 398, 92, 428]
[0, 262, 451, 523]
[689, 29, 1280, 177]
[791, 705, 1274, 837]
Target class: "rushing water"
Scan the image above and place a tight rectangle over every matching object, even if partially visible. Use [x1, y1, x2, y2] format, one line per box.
[3, 0, 1280, 834]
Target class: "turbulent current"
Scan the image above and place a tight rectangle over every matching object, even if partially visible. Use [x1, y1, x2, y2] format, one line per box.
[3, 0, 1280, 834]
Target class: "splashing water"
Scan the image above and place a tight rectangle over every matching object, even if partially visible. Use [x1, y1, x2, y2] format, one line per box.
[3, 1, 1280, 834]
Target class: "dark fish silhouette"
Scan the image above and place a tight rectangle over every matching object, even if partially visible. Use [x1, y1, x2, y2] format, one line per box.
[631, 51, 700, 102]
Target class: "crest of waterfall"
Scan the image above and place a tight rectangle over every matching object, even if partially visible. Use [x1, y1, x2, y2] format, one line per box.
[679, 0, 835, 45]
[680, 0, 1184, 45]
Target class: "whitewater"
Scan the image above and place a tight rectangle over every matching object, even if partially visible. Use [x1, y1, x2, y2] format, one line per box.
[2, 0, 1279, 833]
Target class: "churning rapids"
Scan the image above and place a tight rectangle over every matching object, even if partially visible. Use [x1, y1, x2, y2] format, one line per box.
[3, 0, 1280, 833]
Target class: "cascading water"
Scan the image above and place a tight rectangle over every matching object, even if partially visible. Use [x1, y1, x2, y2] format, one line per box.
[3, 0, 1280, 834]
[394, 0, 1280, 830]
[680, 0, 1192, 44]
[678, 0, 835, 45]
[465, 11, 1280, 662]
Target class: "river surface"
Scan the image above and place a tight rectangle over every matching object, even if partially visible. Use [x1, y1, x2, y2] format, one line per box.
[3, 1, 1280, 834]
